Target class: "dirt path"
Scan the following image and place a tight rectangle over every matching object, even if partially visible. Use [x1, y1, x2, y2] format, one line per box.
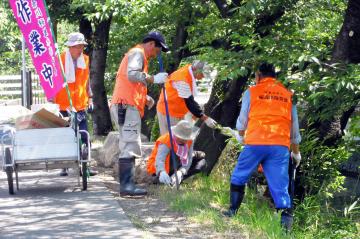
[96, 167, 238, 239]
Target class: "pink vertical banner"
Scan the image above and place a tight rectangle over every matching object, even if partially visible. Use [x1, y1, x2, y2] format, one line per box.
[8, 0, 64, 100]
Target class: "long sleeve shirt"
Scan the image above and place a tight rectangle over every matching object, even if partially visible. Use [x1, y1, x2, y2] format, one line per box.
[155, 143, 194, 175]
[173, 65, 204, 118]
[236, 89, 302, 144]
[127, 50, 148, 85]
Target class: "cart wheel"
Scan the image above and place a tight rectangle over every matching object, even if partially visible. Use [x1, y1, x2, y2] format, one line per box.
[82, 162, 88, 190]
[5, 148, 14, 195]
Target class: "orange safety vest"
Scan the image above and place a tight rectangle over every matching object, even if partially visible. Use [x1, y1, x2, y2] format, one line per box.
[111, 45, 148, 117]
[147, 133, 193, 175]
[245, 77, 292, 148]
[156, 64, 193, 118]
[54, 52, 90, 111]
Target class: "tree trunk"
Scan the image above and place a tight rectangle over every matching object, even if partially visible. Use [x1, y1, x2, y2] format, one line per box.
[332, 0, 360, 63]
[79, 17, 93, 56]
[194, 76, 248, 174]
[309, 0, 360, 145]
[89, 17, 113, 136]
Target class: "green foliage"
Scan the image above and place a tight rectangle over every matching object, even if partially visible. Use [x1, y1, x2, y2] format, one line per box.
[299, 129, 349, 196]
[293, 195, 359, 238]
[158, 172, 358, 238]
[149, 115, 160, 142]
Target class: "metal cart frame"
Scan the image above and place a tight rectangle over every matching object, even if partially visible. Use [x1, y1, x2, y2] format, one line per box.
[1, 126, 90, 195]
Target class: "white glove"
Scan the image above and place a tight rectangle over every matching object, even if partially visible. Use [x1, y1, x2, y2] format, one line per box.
[153, 72, 168, 84]
[231, 130, 244, 144]
[291, 152, 301, 168]
[170, 168, 186, 186]
[146, 95, 155, 110]
[204, 117, 217, 128]
[159, 171, 171, 185]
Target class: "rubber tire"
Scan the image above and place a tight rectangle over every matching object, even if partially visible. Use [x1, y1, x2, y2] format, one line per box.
[82, 162, 87, 190]
[5, 148, 14, 195]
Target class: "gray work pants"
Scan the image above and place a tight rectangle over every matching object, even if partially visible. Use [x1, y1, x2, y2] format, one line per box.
[110, 104, 142, 158]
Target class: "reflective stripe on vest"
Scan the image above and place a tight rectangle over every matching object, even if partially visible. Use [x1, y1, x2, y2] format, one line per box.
[245, 77, 292, 148]
[111, 45, 148, 117]
[54, 52, 89, 111]
[147, 133, 192, 175]
[156, 64, 193, 118]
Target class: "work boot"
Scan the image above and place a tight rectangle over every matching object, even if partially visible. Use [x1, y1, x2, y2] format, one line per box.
[119, 157, 147, 197]
[224, 184, 245, 217]
[60, 168, 68, 176]
[280, 209, 294, 232]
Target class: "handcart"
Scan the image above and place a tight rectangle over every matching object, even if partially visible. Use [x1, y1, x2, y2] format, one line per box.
[1, 119, 91, 195]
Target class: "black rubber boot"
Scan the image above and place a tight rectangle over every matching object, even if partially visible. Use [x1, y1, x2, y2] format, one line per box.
[119, 157, 147, 197]
[281, 208, 293, 232]
[224, 184, 245, 217]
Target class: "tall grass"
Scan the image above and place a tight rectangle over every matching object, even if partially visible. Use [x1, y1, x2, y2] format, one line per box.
[158, 173, 359, 239]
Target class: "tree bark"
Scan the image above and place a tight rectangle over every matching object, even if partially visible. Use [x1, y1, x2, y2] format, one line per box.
[79, 17, 93, 56]
[309, 0, 360, 145]
[213, 0, 242, 18]
[332, 0, 360, 63]
[89, 17, 113, 136]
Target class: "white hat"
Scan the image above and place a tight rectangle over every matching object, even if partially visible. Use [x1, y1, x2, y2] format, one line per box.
[65, 32, 88, 47]
[171, 120, 197, 141]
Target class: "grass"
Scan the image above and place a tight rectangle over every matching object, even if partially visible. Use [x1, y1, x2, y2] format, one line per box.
[158, 174, 292, 239]
[157, 174, 359, 239]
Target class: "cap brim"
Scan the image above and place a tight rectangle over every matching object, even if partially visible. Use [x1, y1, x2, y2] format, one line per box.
[160, 42, 169, 52]
[171, 126, 197, 141]
[65, 41, 88, 47]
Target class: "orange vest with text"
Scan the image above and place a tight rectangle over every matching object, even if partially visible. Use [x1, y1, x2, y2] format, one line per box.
[245, 77, 292, 148]
[147, 133, 193, 175]
[111, 45, 148, 117]
[156, 64, 193, 118]
[54, 52, 90, 111]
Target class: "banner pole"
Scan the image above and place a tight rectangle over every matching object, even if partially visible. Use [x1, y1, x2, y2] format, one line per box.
[42, 0, 73, 110]
[21, 36, 27, 108]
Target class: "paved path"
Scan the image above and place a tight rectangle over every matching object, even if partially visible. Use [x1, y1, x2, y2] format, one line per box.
[0, 169, 147, 239]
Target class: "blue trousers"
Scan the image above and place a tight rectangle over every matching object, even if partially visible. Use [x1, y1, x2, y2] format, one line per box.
[231, 145, 290, 209]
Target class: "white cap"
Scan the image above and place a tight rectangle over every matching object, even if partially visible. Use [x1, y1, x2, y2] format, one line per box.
[65, 32, 87, 47]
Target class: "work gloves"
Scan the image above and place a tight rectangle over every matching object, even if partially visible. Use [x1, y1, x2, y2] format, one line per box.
[153, 72, 168, 84]
[170, 167, 187, 186]
[159, 171, 171, 185]
[222, 127, 244, 144]
[146, 95, 155, 110]
[231, 130, 244, 144]
[204, 117, 217, 128]
[291, 152, 301, 168]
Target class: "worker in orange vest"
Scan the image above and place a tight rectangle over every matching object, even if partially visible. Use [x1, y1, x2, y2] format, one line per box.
[110, 31, 169, 197]
[53, 32, 96, 177]
[147, 120, 206, 185]
[224, 63, 301, 232]
[156, 60, 217, 135]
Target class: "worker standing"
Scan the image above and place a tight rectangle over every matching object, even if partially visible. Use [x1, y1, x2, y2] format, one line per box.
[54, 32, 96, 177]
[110, 31, 169, 197]
[224, 63, 302, 232]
